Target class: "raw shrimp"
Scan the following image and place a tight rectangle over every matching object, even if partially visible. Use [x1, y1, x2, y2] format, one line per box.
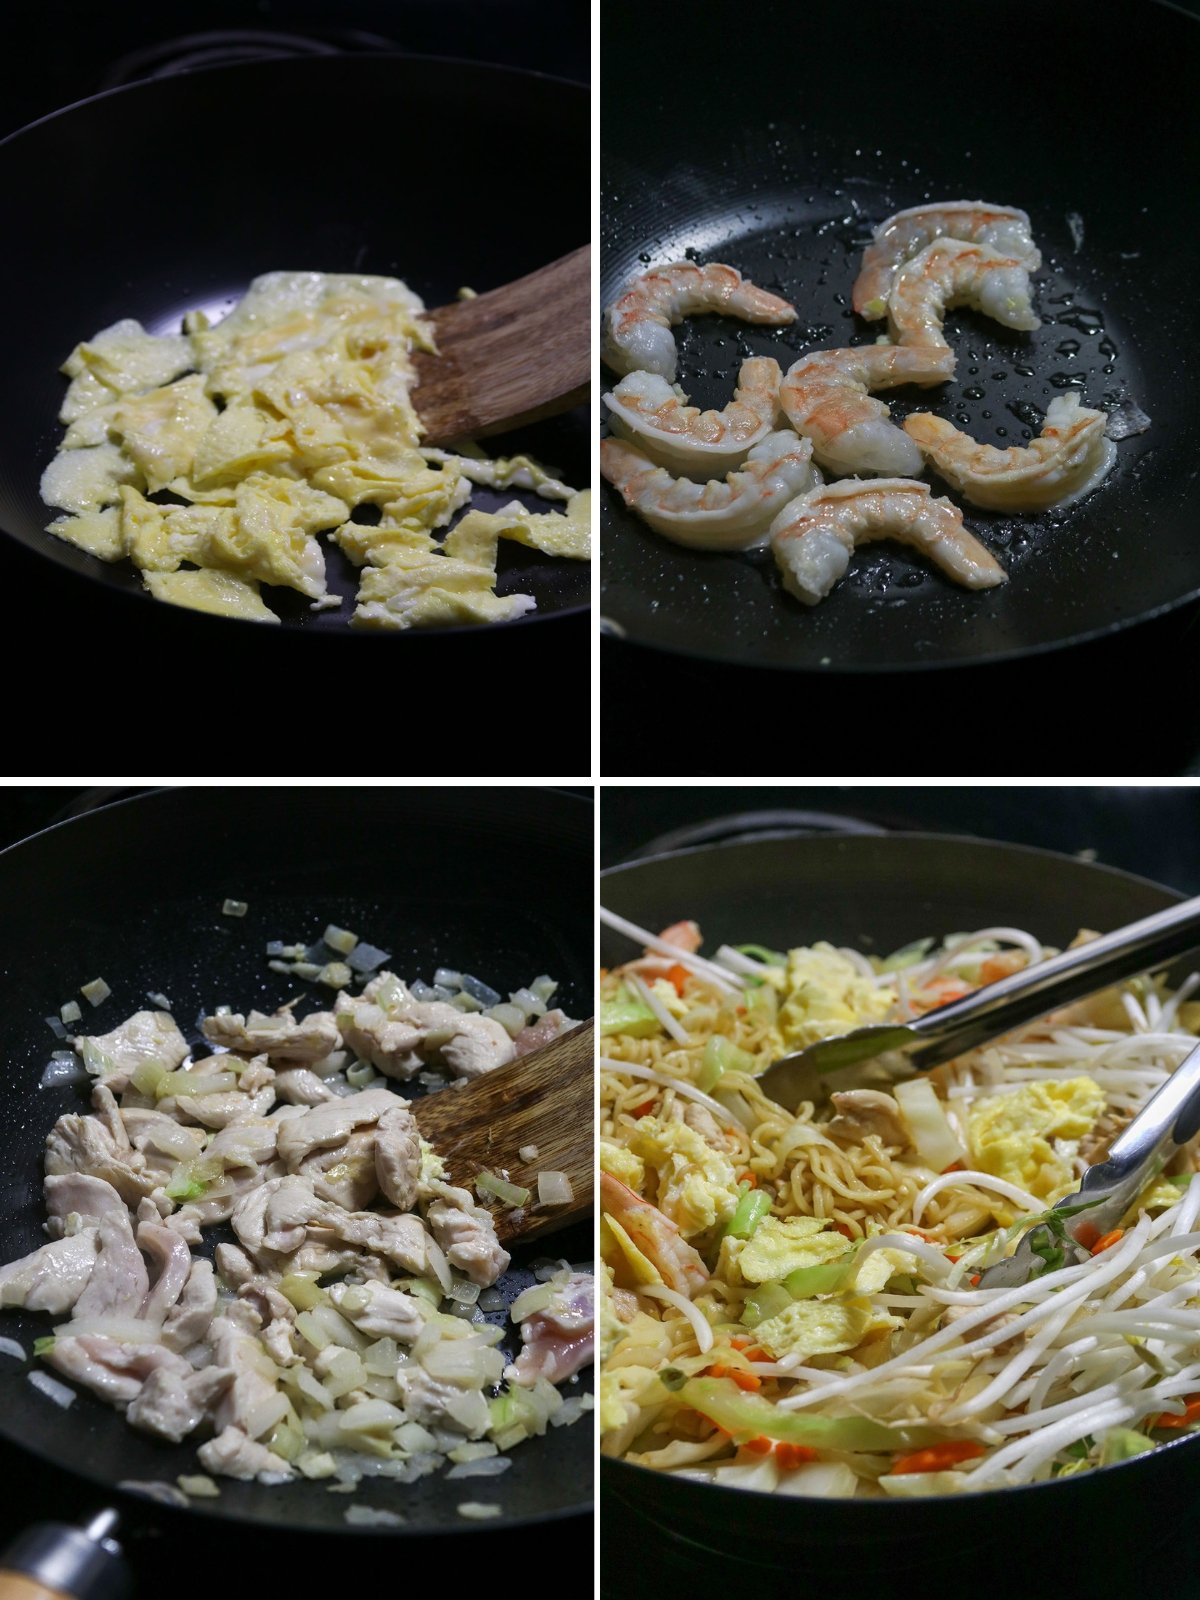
[600, 430, 818, 550]
[853, 201, 1041, 318]
[770, 478, 1007, 606]
[603, 357, 781, 478]
[904, 393, 1116, 511]
[779, 345, 954, 477]
[887, 239, 1040, 348]
[600, 1174, 708, 1298]
[602, 262, 796, 383]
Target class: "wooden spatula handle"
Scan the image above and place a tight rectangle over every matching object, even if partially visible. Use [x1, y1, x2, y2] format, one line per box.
[413, 246, 590, 444]
[0, 1577, 71, 1600]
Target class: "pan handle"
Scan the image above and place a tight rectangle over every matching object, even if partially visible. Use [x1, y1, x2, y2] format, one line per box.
[0, 1513, 128, 1600]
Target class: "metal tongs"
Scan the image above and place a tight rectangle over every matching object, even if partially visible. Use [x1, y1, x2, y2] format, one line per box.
[758, 893, 1200, 1111]
[976, 1033, 1200, 1288]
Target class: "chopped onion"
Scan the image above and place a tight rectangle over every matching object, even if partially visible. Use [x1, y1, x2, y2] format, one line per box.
[347, 942, 391, 975]
[345, 1505, 404, 1527]
[44, 1016, 68, 1039]
[177, 1475, 220, 1498]
[457, 1502, 502, 1519]
[450, 991, 483, 1014]
[478, 1288, 506, 1313]
[510, 987, 548, 1019]
[422, 1344, 488, 1383]
[59, 1001, 82, 1024]
[447, 1457, 512, 1479]
[447, 1279, 481, 1306]
[222, 900, 248, 918]
[894, 1078, 966, 1173]
[323, 925, 358, 955]
[54, 1318, 164, 1342]
[510, 1284, 554, 1322]
[0, 1337, 25, 1360]
[40, 1057, 88, 1089]
[476, 1171, 531, 1208]
[28, 1371, 75, 1408]
[486, 1003, 527, 1038]
[519, 1144, 539, 1163]
[434, 969, 463, 990]
[425, 1236, 453, 1295]
[530, 975, 557, 1003]
[80, 978, 111, 1007]
[144, 992, 172, 1012]
[537, 1171, 574, 1206]
[461, 974, 502, 1008]
[319, 962, 352, 990]
[119, 1480, 186, 1506]
[346, 1062, 377, 1090]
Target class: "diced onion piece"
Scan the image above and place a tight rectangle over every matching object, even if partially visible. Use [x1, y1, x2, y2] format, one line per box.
[297, 1451, 337, 1479]
[518, 1144, 539, 1163]
[81, 978, 111, 1007]
[345, 1506, 403, 1527]
[434, 969, 463, 990]
[291, 963, 323, 982]
[346, 1061, 377, 1090]
[45, 1016, 68, 1039]
[461, 975, 502, 1008]
[347, 942, 391, 975]
[450, 991, 483, 1014]
[28, 1371, 75, 1408]
[363, 1338, 399, 1377]
[447, 1457, 512, 1479]
[0, 1337, 25, 1360]
[156, 1070, 235, 1099]
[447, 1279, 481, 1306]
[476, 1171, 531, 1208]
[145, 1123, 204, 1159]
[145, 992, 172, 1011]
[511, 987, 548, 1019]
[222, 900, 248, 918]
[457, 1503, 502, 1519]
[537, 1171, 574, 1206]
[319, 962, 352, 990]
[894, 1078, 967, 1173]
[129, 1060, 169, 1097]
[478, 1288, 506, 1313]
[60, 1001, 82, 1024]
[323, 925, 358, 955]
[509, 1284, 553, 1322]
[40, 1057, 89, 1089]
[530, 976, 557, 1003]
[177, 1475, 220, 1498]
[424, 1237, 453, 1295]
[486, 1003, 527, 1039]
[396, 1421, 438, 1453]
[422, 1344, 488, 1383]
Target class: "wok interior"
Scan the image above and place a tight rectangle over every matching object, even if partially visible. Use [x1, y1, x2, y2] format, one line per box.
[0, 787, 592, 1533]
[600, 833, 1200, 1556]
[0, 56, 589, 629]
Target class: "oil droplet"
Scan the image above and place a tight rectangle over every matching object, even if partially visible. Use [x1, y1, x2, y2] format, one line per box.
[1056, 339, 1081, 357]
[962, 386, 985, 400]
[1098, 337, 1117, 360]
[637, 252, 652, 264]
[1008, 400, 1044, 428]
[1056, 309, 1103, 336]
[996, 427, 1008, 438]
[955, 412, 972, 424]
[1013, 364, 1035, 377]
[1049, 371, 1087, 389]
[967, 365, 979, 376]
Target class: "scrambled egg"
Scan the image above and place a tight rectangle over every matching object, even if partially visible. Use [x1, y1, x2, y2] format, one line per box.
[968, 1076, 1105, 1199]
[626, 1116, 739, 1238]
[778, 944, 896, 1050]
[728, 1216, 848, 1283]
[753, 1295, 900, 1361]
[40, 273, 589, 626]
[599, 1140, 645, 1189]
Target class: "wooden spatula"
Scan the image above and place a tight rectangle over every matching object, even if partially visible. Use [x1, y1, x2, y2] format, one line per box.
[411, 1019, 593, 1247]
[411, 246, 590, 445]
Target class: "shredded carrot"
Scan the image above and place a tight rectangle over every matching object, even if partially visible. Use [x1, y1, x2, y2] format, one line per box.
[743, 1435, 773, 1455]
[1091, 1229, 1124, 1255]
[1074, 1221, 1101, 1251]
[906, 1227, 941, 1243]
[729, 1337, 751, 1351]
[631, 1098, 656, 1118]
[775, 1443, 819, 1469]
[891, 1439, 986, 1475]
[738, 1172, 758, 1189]
[980, 951, 1027, 985]
[941, 1160, 965, 1174]
[660, 963, 690, 996]
[1152, 1395, 1200, 1430]
[728, 1369, 761, 1392]
[743, 1346, 772, 1363]
[945, 1253, 962, 1263]
[736, 1005, 747, 1016]
[705, 1364, 729, 1379]
[833, 1222, 854, 1240]
[969, 1274, 981, 1287]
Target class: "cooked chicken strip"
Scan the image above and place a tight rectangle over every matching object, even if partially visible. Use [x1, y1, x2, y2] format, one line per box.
[90, 1084, 130, 1149]
[138, 1221, 193, 1322]
[328, 1279, 427, 1343]
[210, 1310, 288, 1439]
[425, 1183, 510, 1286]
[0, 1232, 98, 1314]
[510, 1272, 594, 1386]
[45, 1114, 155, 1207]
[44, 1174, 127, 1239]
[162, 1259, 217, 1352]
[120, 1110, 207, 1164]
[127, 1365, 232, 1443]
[46, 1334, 191, 1404]
[273, 1068, 335, 1106]
[375, 1105, 421, 1211]
[205, 1117, 279, 1170]
[274, 1089, 400, 1170]
[681, 1103, 737, 1152]
[72, 1209, 148, 1320]
[173, 1087, 276, 1128]
[302, 1129, 379, 1210]
[394, 1368, 488, 1436]
[201, 1008, 341, 1064]
[440, 1015, 514, 1079]
[198, 1425, 293, 1482]
[72, 1010, 190, 1094]
[312, 1208, 428, 1273]
[214, 1243, 257, 1288]
[827, 1089, 910, 1149]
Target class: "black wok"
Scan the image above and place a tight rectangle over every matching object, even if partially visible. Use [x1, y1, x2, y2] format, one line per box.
[0, 786, 592, 1548]
[0, 54, 588, 636]
[600, 831, 1200, 1590]
[600, 0, 1200, 672]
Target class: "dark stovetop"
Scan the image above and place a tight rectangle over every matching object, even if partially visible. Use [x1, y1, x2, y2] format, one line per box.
[600, 784, 1200, 1597]
[0, 787, 590, 1590]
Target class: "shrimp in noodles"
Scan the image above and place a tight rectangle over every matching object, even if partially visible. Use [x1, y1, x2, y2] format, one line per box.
[603, 357, 781, 478]
[603, 262, 796, 383]
[600, 430, 818, 550]
[779, 345, 954, 477]
[600, 1174, 709, 1297]
[904, 393, 1116, 511]
[770, 478, 1007, 605]
[853, 200, 1040, 319]
[888, 239, 1041, 349]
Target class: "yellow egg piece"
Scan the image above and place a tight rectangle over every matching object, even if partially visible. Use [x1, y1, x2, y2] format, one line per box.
[753, 1295, 899, 1361]
[626, 1115, 740, 1239]
[734, 1216, 849, 1284]
[968, 1077, 1105, 1199]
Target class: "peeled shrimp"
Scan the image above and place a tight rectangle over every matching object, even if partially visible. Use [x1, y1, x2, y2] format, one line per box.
[602, 262, 796, 383]
[888, 239, 1040, 348]
[603, 357, 781, 478]
[600, 429, 818, 550]
[600, 1174, 708, 1298]
[904, 393, 1116, 511]
[779, 345, 954, 477]
[853, 201, 1041, 319]
[770, 478, 1007, 606]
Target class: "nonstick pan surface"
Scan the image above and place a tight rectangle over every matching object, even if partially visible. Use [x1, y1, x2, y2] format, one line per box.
[0, 55, 589, 635]
[0, 787, 592, 1536]
[600, 0, 1200, 671]
[600, 831, 1200, 1582]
